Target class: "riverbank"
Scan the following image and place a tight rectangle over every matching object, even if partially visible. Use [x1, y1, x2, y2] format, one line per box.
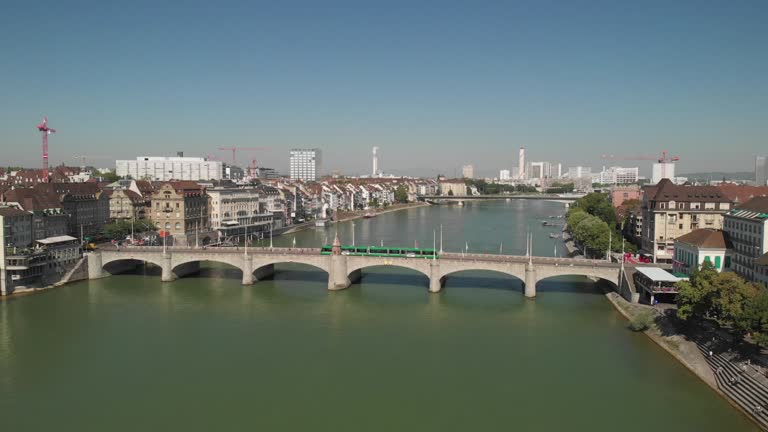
[603, 288, 764, 429]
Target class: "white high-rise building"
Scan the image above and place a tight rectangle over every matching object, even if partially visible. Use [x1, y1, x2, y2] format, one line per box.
[462, 164, 474, 179]
[567, 166, 592, 179]
[372, 146, 380, 177]
[652, 162, 676, 184]
[518, 147, 526, 180]
[499, 169, 511, 181]
[596, 166, 639, 184]
[289, 148, 321, 181]
[756, 156, 767, 186]
[116, 156, 223, 181]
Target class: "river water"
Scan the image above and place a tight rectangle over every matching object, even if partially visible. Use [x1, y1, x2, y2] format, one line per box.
[0, 201, 758, 431]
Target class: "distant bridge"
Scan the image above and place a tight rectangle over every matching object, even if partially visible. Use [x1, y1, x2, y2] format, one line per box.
[88, 246, 629, 299]
[418, 194, 583, 202]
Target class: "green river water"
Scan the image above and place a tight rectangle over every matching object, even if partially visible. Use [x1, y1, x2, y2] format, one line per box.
[0, 201, 759, 431]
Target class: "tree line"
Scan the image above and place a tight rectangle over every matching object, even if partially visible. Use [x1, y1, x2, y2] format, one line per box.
[565, 193, 637, 258]
[677, 263, 768, 346]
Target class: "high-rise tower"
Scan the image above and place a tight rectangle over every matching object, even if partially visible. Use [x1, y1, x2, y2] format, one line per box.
[518, 147, 526, 180]
[372, 146, 379, 177]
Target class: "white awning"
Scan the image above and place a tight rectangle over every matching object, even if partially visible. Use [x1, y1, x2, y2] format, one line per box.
[36, 235, 79, 245]
[634, 267, 681, 282]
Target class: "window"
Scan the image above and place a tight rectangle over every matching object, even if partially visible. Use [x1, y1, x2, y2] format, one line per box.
[679, 224, 683, 229]
[715, 256, 722, 269]
[669, 201, 676, 209]
[705, 202, 716, 210]
[165, 223, 170, 229]
[175, 222, 181, 230]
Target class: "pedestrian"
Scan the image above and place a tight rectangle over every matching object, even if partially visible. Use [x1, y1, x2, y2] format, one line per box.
[709, 351, 713, 357]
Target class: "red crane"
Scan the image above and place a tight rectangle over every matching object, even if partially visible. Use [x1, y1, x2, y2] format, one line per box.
[601, 151, 680, 179]
[218, 147, 270, 166]
[37, 116, 56, 182]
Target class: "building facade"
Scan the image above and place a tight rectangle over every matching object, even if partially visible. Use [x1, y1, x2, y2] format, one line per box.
[439, 180, 467, 196]
[722, 196, 768, 287]
[610, 185, 643, 208]
[641, 179, 731, 263]
[596, 166, 639, 185]
[207, 184, 273, 242]
[0, 187, 68, 241]
[107, 189, 146, 220]
[289, 149, 321, 181]
[652, 162, 676, 184]
[116, 156, 223, 181]
[149, 182, 210, 245]
[673, 229, 732, 275]
[40, 183, 110, 239]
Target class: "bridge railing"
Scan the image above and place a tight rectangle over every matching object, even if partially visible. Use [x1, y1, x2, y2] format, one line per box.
[106, 245, 322, 255]
[108, 245, 623, 267]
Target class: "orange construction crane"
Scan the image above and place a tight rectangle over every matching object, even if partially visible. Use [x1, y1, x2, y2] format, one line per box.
[218, 147, 270, 166]
[601, 151, 680, 178]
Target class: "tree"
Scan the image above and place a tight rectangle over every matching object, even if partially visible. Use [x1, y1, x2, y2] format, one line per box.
[572, 215, 610, 257]
[100, 170, 120, 183]
[676, 262, 719, 321]
[744, 291, 768, 346]
[571, 193, 617, 227]
[394, 185, 409, 204]
[711, 272, 759, 333]
[566, 208, 589, 229]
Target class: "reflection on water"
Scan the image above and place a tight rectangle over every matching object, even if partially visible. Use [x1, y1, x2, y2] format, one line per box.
[0, 202, 759, 432]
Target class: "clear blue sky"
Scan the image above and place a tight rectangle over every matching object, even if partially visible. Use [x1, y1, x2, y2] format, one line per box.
[1, 0, 766, 177]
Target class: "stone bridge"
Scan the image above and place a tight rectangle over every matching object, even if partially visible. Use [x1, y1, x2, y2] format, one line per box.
[88, 246, 627, 299]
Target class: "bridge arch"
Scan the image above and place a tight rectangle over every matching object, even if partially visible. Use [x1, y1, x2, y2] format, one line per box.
[252, 257, 330, 276]
[439, 268, 524, 292]
[347, 264, 431, 288]
[534, 265, 620, 296]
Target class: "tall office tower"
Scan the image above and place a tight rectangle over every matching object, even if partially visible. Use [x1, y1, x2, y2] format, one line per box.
[462, 164, 474, 179]
[372, 146, 379, 177]
[289, 148, 321, 181]
[518, 147, 526, 180]
[756, 156, 767, 186]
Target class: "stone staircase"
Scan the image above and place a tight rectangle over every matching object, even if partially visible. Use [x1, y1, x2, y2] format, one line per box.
[53, 256, 87, 287]
[698, 343, 768, 430]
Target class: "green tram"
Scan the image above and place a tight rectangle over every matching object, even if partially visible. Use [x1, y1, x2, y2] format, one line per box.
[320, 245, 439, 259]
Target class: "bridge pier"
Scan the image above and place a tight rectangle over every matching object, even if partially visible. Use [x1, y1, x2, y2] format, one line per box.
[429, 261, 442, 293]
[161, 254, 175, 282]
[328, 254, 351, 291]
[524, 263, 537, 299]
[87, 252, 106, 280]
[242, 256, 254, 285]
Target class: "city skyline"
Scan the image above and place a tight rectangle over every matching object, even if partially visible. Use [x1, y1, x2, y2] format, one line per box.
[1, 1, 766, 176]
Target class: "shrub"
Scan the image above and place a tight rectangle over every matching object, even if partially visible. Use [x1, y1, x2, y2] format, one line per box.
[629, 311, 655, 332]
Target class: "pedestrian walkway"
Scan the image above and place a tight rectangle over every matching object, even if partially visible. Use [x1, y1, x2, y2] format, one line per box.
[698, 342, 768, 430]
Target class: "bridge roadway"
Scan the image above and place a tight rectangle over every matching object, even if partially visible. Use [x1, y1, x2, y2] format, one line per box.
[88, 246, 626, 299]
[418, 194, 582, 201]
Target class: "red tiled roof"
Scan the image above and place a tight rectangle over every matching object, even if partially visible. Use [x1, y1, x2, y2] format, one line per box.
[1, 187, 62, 211]
[734, 196, 768, 214]
[717, 185, 768, 205]
[676, 228, 732, 249]
[649, 178, 729, 203]
[0, 207, 30, 217]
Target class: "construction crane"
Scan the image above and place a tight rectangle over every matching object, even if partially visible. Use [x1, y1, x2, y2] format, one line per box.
[601, 151, 680, 179]
[218, 147, 270, 166]
[36, 116, 56, 182]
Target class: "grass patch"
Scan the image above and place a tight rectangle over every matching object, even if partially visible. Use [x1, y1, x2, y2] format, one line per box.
[629, 311, 656, 332]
